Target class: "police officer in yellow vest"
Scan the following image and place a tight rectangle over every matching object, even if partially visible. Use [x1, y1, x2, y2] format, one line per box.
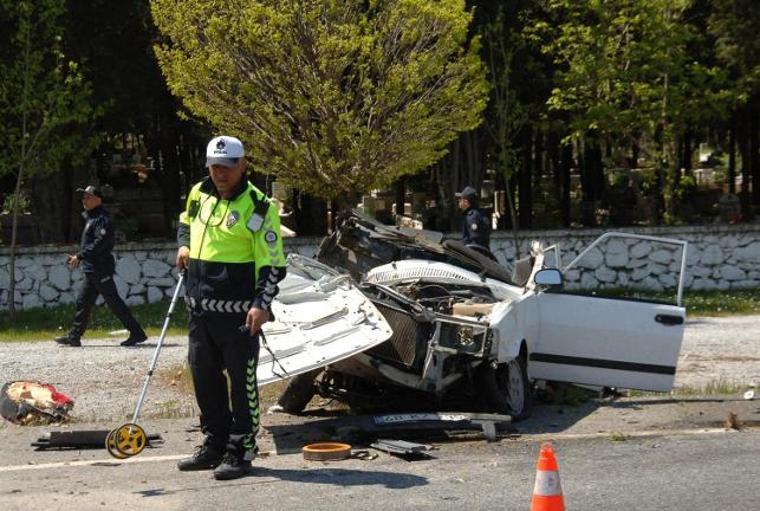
[175, 135, 286, 480]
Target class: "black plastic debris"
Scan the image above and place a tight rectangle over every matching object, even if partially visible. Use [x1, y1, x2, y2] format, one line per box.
[31, 430, 163, 450]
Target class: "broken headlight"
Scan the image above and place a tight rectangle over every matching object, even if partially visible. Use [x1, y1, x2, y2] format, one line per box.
[436, 323, 492, 357]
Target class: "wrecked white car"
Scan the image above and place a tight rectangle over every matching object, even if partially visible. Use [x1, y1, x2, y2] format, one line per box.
[258, 211, 688, 420]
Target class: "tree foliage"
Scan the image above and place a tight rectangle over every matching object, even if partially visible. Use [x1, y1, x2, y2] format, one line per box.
[0, 0, 96, 312]
[527, 0, 733, 223]
[535, 0, 729, 142]
[151, 0, 488, 200]
[0, 0, 96, 180]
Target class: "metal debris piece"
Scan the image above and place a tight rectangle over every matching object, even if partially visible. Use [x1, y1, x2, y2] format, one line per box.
[1, 381, 74, 425]
[370, 439, 434, 460]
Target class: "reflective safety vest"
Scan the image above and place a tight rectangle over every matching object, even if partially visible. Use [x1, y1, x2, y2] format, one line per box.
[178, 178, 286, 314]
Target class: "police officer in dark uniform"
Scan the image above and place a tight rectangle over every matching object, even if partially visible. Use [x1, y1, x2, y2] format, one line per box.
[54, 185, 147, 348]
[175, 135, 287, 480]
[456, 185, 492, 253]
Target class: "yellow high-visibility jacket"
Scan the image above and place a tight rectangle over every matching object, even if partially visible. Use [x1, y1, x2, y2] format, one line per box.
[177, 177, 286, 314]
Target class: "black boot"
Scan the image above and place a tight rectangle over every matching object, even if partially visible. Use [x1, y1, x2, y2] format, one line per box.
[213, 443, 256, 480]
[54, 336, 81, 347]
[177, 439, 225, 471]
[120, 332, 148, 347]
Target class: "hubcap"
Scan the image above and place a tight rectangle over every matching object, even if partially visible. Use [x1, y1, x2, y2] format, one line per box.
[505, 359, 525, 414]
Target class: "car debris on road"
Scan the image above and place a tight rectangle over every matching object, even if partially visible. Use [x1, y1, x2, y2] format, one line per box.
[257, 210, 689, 421]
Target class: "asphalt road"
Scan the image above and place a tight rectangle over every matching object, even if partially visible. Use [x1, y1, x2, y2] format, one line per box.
[1, 314, 759, 509]
[0, 422, 758, 511]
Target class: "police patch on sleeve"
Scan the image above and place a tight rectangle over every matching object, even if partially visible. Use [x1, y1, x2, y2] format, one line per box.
[264, 230, 278, 244]
[100, 228, 107, 235]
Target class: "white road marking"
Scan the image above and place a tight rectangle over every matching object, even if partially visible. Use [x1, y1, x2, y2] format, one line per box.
[0, 453, 188, 473]
[2, 426, 756, 473]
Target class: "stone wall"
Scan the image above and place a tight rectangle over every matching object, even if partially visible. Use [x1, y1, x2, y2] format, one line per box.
[0, 238, 320, 310]
[1, 224, 758, 310]
[487, 224, 760, 292]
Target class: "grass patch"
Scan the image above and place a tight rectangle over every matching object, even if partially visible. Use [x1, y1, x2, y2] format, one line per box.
[682, 288, 760, 316]
[629, 378, 752, 397]
[0, 299, 189, 342]
[538, 382, 595, 407]
[608, 431, 629, 441]
[564, 287, 760, 316]
[156, 363, 195, 396]
[2, 287, 758, 342]
[156, 363, 289, 412]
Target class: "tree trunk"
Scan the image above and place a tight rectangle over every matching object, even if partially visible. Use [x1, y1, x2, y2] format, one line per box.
[683, 131, 692, 177]
[518, 126, 532, 229]
[750, 103, 760, 213]
[29, 165, 73, 243]
[394, 175, 406, 218]
[8, 165, 25, 315]
[505, 175, 520, 259]
[630, 136, 640, 169]
[728, 116, 736, 195]
[533, 131, 544, 191]
[560, 143, 572, 227]
[158, 102, 182, 238]
[737, 105, 751, 219]
[580, 135, 604, 226]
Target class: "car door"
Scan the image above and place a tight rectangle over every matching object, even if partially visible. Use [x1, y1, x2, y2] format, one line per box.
[527, 233, 687, 392]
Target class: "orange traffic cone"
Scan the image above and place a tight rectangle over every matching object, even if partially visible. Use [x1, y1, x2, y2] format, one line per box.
[530, 442, 565, 511]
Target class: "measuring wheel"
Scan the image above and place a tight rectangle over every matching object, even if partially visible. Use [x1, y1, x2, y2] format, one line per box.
[104, 273, 185, 460]
[107, 423, 147, 458]
[105, 428, 130, 459]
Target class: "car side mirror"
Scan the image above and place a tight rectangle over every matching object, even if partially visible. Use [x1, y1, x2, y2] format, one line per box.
[534, 268, 563, 288]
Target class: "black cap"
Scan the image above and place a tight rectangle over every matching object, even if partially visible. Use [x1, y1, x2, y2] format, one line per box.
[455, 186, 478, 202]
[76, 185, 102, 198]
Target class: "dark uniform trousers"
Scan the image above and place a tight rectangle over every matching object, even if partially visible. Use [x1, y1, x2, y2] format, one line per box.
[188, 312, 261, 452]
[70, 271, 144, 341]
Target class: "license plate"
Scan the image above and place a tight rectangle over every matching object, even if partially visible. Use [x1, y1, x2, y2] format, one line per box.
[373, 413, 469, 425]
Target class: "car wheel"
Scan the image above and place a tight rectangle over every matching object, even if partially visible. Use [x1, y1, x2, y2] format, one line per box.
[275, 369, 321, 414]
[478, 357, 532, 420]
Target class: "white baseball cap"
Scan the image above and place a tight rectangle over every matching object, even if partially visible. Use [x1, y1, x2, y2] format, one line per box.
[206, 135, 245, 167]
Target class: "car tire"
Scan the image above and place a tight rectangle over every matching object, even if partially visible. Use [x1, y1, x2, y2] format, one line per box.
[276, 369, 321, 414]
[478, 357, 532, 420]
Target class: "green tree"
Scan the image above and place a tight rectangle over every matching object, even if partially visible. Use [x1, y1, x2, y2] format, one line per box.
[483, 7, 528, 250]
[535, 0, 729, 224]
[709, 0, 760, 214]
[151, 0, 488, 205]
[0, 0, 95, 313]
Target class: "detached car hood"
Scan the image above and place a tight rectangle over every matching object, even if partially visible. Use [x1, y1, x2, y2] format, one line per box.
[257, 254, 393, 385]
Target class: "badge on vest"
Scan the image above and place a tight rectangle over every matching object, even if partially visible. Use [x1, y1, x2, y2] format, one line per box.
[247, 213, 264, 232]
[471, 223, 478, 231]
[188, 200, 199, 218]
[227, 210, 240, 227]
[265, 230, 278, 244]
